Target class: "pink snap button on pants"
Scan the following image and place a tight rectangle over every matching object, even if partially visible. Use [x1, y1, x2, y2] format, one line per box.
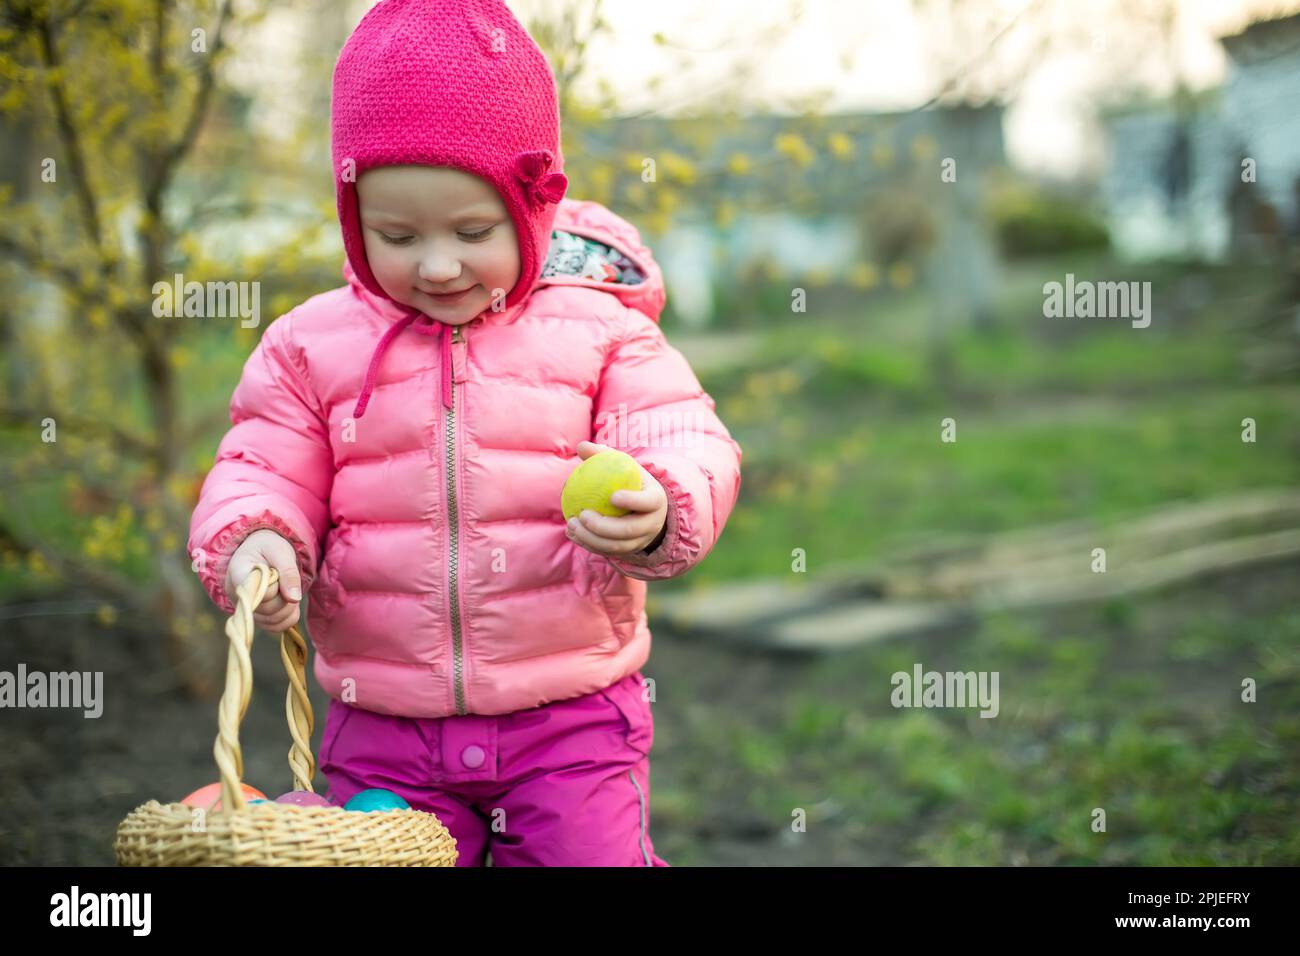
[317, 669, 670, 867]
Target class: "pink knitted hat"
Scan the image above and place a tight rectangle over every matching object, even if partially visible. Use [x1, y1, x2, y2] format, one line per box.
[332, 0, 567, 314]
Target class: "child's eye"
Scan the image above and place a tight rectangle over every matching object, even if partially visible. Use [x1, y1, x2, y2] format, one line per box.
[378, 229, 493, 244]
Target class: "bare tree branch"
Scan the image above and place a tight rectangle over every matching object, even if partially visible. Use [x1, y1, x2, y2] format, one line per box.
[0, 232, 82, 290]
[145, 0, 234, 214]
[0, 232, 157, 371]
[0, 405, 158, 459]
[910, 0, 1048, 113]
[180, 197, 320, 230]
[133, 0, 237, 482]
[33, 11, 104, 249]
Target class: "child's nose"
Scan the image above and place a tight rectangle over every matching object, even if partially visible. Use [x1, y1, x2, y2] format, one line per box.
[418, 246, 463, 283]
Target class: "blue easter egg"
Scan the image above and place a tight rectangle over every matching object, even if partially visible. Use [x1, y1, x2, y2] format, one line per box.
[344, 788, 410, 812]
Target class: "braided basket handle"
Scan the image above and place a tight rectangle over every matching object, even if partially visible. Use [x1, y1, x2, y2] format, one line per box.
[214, 564, 317, 814]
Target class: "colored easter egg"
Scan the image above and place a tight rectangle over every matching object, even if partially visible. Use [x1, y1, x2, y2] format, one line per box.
[180, 782, 267, 811]
[344, 788, 410, 812]
[561, 450, 642, 521]
[275, 790, 333, 807]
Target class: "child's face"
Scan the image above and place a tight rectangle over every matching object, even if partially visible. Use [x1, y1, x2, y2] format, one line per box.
[357, 165, 521, 324]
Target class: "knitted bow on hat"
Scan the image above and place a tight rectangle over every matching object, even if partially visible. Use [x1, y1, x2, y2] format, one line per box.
[514, 149, 568, 207]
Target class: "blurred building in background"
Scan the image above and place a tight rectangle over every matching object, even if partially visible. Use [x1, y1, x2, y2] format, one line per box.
[1101, 12, 1300, 261]
[587, 105, 1007, 328]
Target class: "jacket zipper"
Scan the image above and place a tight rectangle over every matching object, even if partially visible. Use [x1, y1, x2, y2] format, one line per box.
[447, 323, 467, 715]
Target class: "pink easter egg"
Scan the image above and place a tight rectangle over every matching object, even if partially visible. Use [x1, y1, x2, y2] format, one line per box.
[180, 782, 267, 811]
[274, 790, 333, 807]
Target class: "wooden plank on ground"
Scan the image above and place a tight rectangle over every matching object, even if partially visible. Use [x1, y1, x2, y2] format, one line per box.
[649, 489, 1300, 652]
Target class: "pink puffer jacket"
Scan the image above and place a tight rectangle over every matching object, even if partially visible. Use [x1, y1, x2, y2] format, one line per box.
[188, 198, 743, 718]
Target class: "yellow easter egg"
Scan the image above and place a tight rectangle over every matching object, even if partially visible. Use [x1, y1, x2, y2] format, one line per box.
[561, 450, 642, 521]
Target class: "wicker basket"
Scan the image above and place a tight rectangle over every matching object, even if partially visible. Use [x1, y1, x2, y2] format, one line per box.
[114, 564, 458, 866]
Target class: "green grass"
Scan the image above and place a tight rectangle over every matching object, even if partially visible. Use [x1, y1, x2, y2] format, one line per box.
[677, 598, 1300, 864]
[954, 322, 1243, 393]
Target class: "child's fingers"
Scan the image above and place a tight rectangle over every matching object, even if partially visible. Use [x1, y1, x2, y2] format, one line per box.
[269, 607, 300, 631]
[274, 562, 303, 602]
[255, 604, 300, 633]
[609, 488, 657, 511]
[567, 517, 649, 555]
[255, 595, 288, 617]
[573, 510, 652, 540]
[228, 562, 280, 604]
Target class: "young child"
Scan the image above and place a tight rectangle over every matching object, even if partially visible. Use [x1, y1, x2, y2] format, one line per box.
[186, 0, 742, 867]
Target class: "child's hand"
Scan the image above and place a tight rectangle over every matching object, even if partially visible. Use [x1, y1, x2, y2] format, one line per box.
[223, 529, 303, 633]
[566, 441, 668, 557]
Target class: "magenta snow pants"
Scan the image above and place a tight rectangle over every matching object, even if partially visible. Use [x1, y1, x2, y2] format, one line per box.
[317, 669, 669, 867]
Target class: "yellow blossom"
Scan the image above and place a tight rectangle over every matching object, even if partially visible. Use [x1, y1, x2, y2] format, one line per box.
[828, 132, 855, 160]
[726, 153, 753, 176]
[659, 151, 696, 186]
[774, 133, 815, 168]
[911, 135, 938, 162]
[849, 262, 879, 289]
[814, 337, 845, 363]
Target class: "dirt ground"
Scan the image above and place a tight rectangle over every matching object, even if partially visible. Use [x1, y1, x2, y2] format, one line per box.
[1, 559, 1296, 866]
